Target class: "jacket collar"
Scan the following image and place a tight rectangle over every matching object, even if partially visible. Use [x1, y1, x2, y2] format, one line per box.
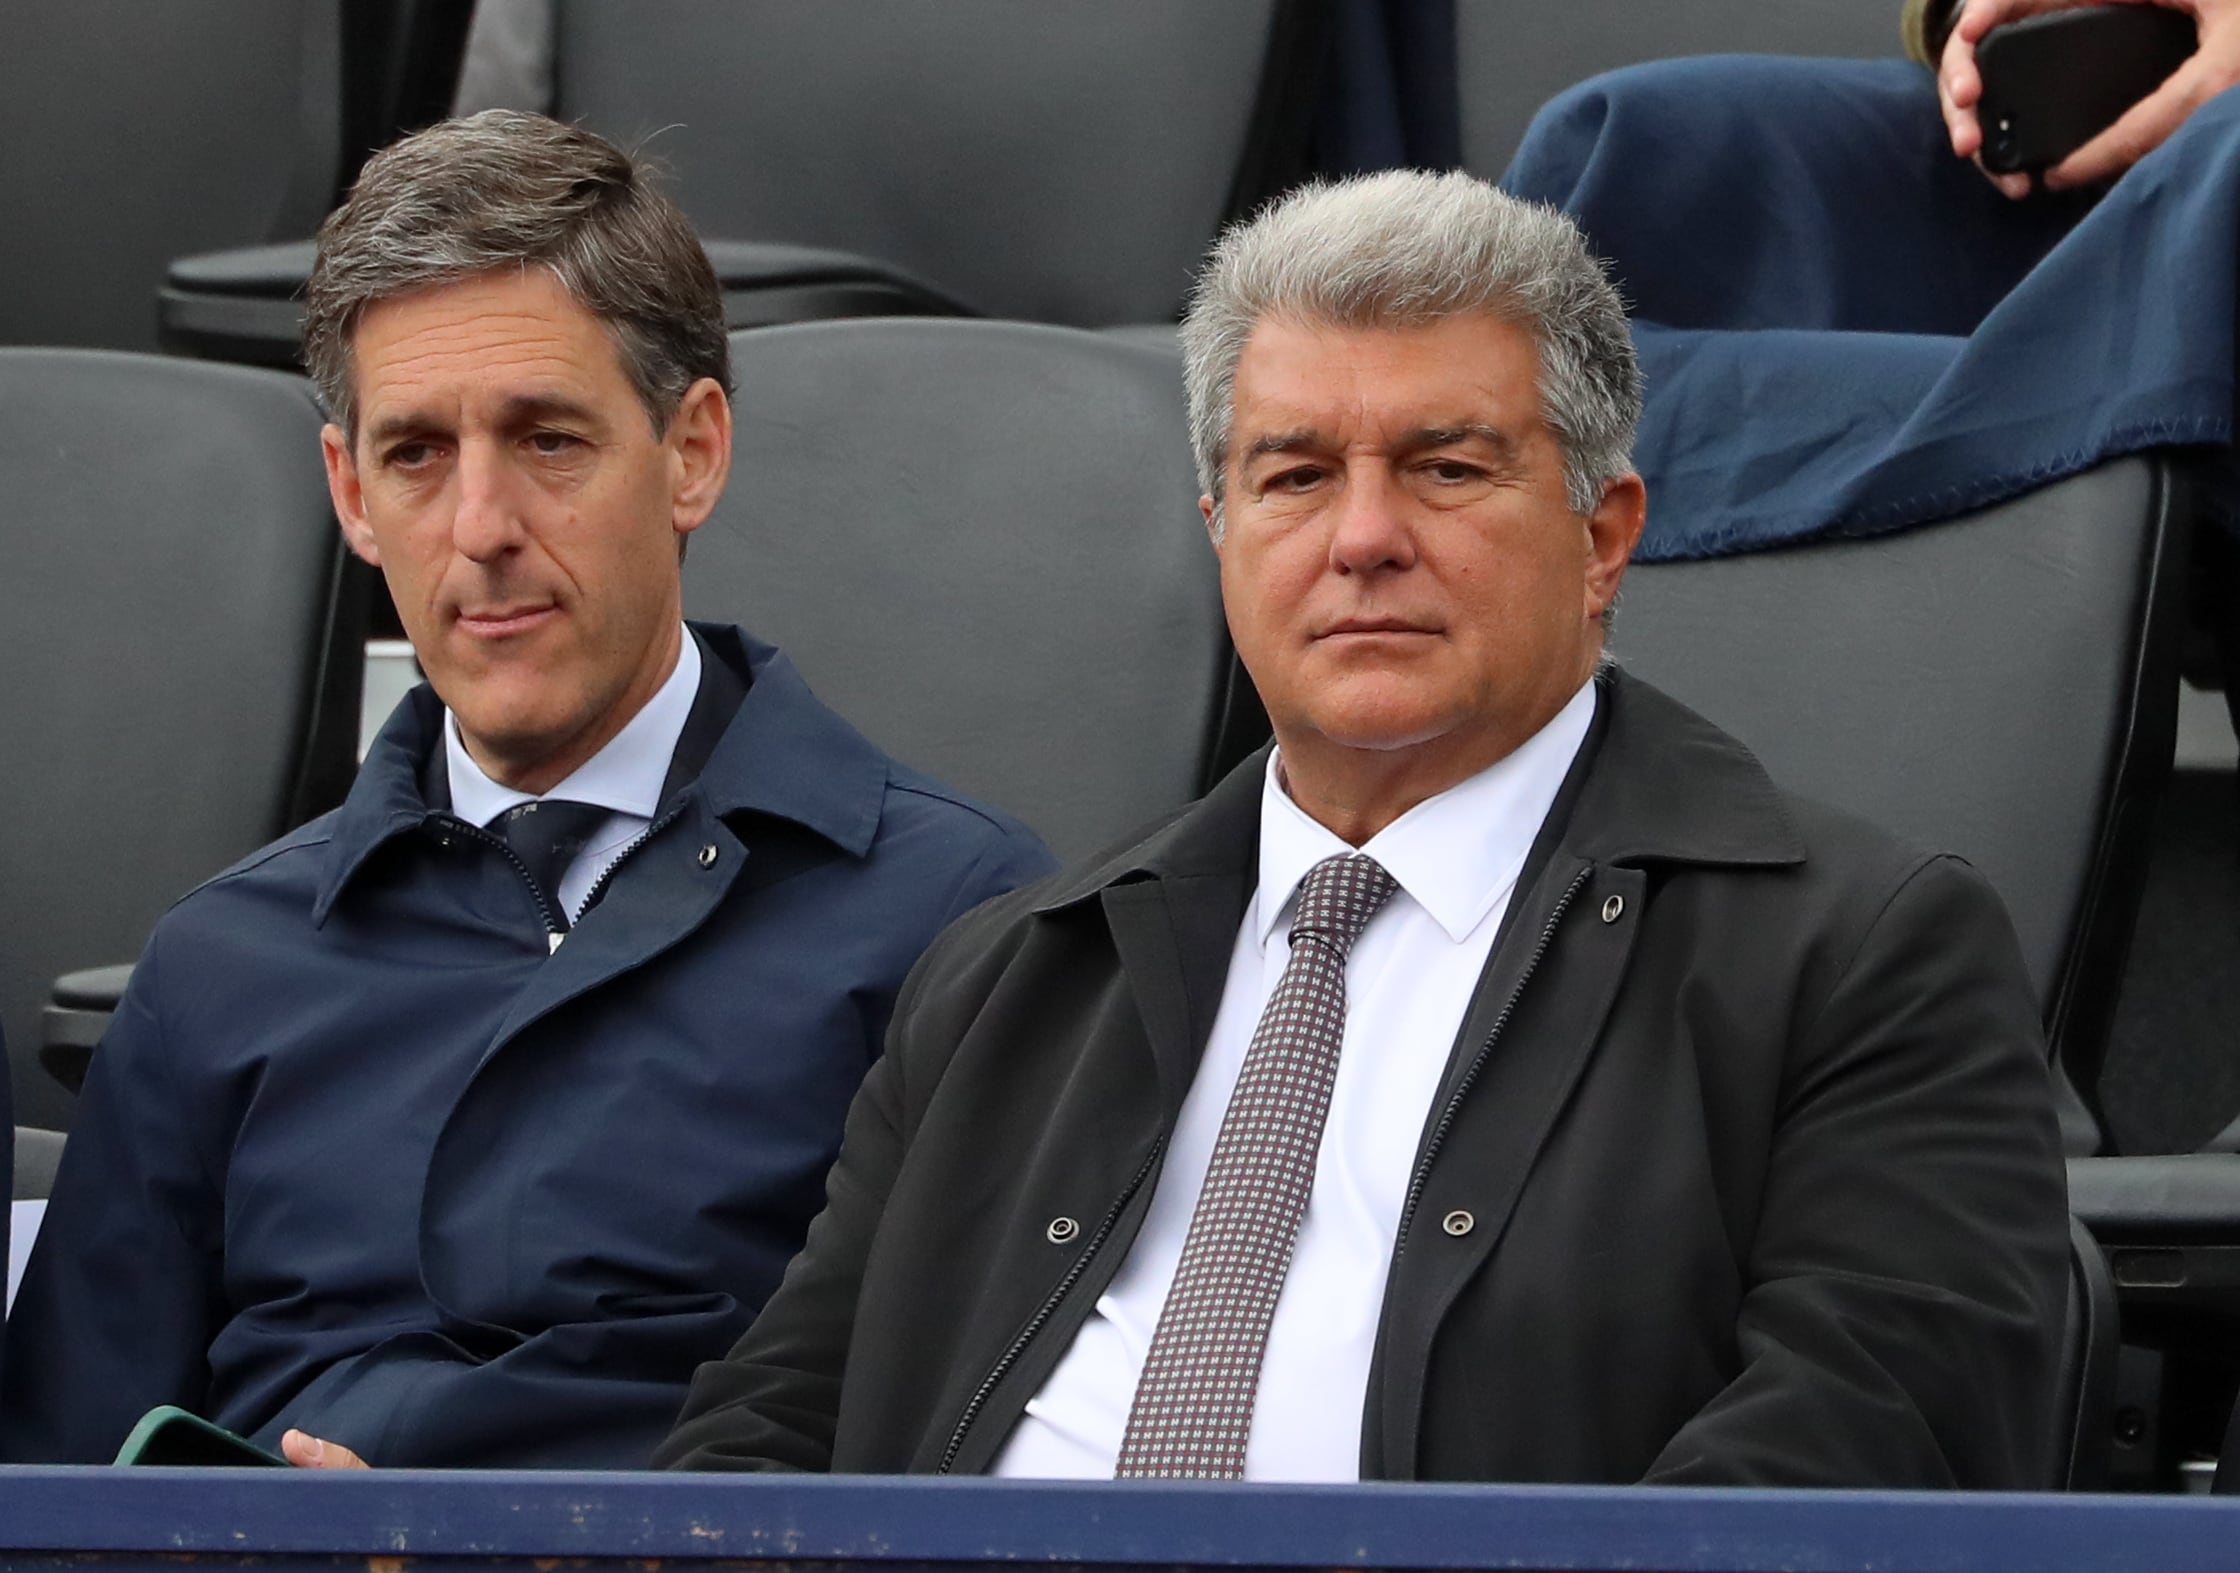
[313, 621, 890, 923]
[1557, 666, 1806, 869]
[1032, 665, 1802, 919]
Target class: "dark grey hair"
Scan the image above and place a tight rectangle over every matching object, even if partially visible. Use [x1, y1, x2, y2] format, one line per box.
[1179, 170, 1642, 534]
[304, 109, 731, 439]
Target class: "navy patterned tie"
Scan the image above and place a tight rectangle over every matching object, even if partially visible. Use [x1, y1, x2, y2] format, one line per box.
[487, 799, 610, 933]
[1114, 851, 1399, 1479]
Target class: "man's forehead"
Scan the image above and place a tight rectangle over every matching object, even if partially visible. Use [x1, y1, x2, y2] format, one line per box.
[349, 269, 630, 420]
[1228, 311, 1544, 441]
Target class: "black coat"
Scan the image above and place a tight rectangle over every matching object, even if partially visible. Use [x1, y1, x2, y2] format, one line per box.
[660, 671, 2069, 1488]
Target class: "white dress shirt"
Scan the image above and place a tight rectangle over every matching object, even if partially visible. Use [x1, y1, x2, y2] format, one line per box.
[991, 677, 1597, 1481]
[444, 625, 701, 925]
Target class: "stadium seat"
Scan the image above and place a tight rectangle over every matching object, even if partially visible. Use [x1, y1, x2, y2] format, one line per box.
[0, 0, 343, 353]
[0, 350, 364, 1131]
[2062, 1217, 2122, 1490]
[1455, 0, 1902, 181]
[12, 1128, 62, 1206]
[682, 317, 1266, 862]
[1616, 455, 2200, 1487]
[1615, 456, 2189, 1150]
[158, 0, 1326, 367]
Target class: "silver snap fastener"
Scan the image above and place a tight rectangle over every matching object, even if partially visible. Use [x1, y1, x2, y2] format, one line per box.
[698, 843, 719, 868]
[1601, 894, 1624, 923]
[1441, 1209, 1475, 1237]
[1045, 1216, 1080, 1244]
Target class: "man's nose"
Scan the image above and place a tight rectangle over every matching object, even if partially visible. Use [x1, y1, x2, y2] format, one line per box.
[1327, 463, 1418, 575]
[451, 439, 528, 562]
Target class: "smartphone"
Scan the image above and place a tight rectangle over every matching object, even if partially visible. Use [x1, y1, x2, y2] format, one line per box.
[1976, 4, 2197, 173]
[113, 1405, 287, 1467]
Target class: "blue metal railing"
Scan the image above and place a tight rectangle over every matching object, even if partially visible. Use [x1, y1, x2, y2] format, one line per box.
[2, 1472, 2239, 1572]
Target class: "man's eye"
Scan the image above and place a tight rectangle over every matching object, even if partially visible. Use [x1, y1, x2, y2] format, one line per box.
[1266, 466, 1325, 493]
[1423, 459, 1481, 483]
[528, 431, 583, 456]
[385, 442, 437, 469]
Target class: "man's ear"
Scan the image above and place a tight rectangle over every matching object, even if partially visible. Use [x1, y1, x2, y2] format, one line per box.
[1200, 494, 1221, 556]
[667, 377, 733, 543]
[1584, 471, 1646, 622]
[321, 423, 381, 566]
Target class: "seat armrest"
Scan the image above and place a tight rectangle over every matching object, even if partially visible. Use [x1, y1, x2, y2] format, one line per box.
[2067, 1155, 2240, 1321]
[39, 963, 134, 1095]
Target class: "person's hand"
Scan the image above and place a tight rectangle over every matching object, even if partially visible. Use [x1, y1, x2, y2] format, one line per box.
[1938, 0, 2240, 197]
[280, 1428, 370, 1469]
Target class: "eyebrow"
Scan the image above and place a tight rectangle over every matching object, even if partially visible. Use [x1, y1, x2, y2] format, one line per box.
[1237, 422, 1523, 465]
[363, 393, 603, 451]
[1401, 423, 1521, 462]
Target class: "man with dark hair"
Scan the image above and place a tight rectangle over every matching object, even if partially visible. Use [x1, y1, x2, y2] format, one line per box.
[656, 172, 2069, 1489]
[0, 111, 1051, 1469]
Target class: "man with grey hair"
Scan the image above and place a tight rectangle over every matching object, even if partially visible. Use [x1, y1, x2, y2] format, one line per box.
[0, 111, 1050, 1469]
[657, 170, 2068, 1488]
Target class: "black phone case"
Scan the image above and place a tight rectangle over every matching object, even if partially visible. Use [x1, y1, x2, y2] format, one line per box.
[1976, 4, 2197, 173]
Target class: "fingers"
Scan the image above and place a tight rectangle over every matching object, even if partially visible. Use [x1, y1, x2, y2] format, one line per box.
[1940, 15, 1987, 156]
[281, 1428, 371, 1469]
[1980, 161, 2035, 199]
[2046, 58, 2210, 187]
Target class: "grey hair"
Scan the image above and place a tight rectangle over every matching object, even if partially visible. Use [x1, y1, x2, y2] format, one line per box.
[304, 109, 731, 440]
[1180, 170, 1642, 535]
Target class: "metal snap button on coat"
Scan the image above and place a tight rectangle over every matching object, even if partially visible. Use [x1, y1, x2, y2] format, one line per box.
[697, 843, 719, 869]
[1045, 1216, 1081, 1244]
[1441, 1209, 1475, 1237]
[1601, 894, 1624, 923]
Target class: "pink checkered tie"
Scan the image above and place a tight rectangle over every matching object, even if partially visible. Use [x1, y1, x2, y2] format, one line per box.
[1114, 852, 1398, 1479]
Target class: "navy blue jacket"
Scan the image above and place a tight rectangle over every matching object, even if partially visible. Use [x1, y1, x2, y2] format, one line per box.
[1503, 56, 2240, 559]
[0, 625, 1053, 1467]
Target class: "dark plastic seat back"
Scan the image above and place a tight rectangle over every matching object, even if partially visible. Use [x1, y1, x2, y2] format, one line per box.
[1457, 0, 1900, 178]
[1614, 457, 2187, 1126]
[551, 0, 1297, 324]
[683, 319, 1260, 861]
[0, 351, 361, 1130]
[0, 0, 339, 351]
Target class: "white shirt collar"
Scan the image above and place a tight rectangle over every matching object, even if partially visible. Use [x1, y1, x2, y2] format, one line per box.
[444, 624, 702, 828]
[1255, 677, 1598, 947]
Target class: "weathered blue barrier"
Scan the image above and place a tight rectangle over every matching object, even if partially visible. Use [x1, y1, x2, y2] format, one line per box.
[0, 1471, 2236, 1573]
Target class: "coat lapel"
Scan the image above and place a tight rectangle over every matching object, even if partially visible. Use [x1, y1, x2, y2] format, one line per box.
[1040, 749, 1266, 1114]
[1365, 670, 1806, 1476]
[1367, 854, 1646, 1475]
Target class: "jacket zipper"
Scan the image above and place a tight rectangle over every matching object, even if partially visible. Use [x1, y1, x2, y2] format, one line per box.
[574, 803, 688, 919]
[934, 1136, 1167, 1474]
[1390, 864, 1592, 1260]
[431, 803, 689, 945]
[435, 816, 564, 939]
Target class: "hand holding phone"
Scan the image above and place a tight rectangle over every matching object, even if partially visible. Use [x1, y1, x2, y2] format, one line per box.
[1939, 0, 2240, 197]
[1976, 5, 2197, 173]
[113, 1405, 286, 1467]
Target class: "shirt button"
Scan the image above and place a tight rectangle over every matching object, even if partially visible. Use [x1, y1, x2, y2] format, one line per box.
[698, 843, 719, 869]
[1045, 1216, 1081, 1245]
[1441, 1209, 1475, 1237]
[1601, 894, 1624, 923]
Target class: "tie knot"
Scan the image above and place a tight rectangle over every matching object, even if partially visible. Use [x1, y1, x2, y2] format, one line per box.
[488, 797, 611, 853]
[1288, 853, 1398, 956]
[486, 798, 614, 910]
